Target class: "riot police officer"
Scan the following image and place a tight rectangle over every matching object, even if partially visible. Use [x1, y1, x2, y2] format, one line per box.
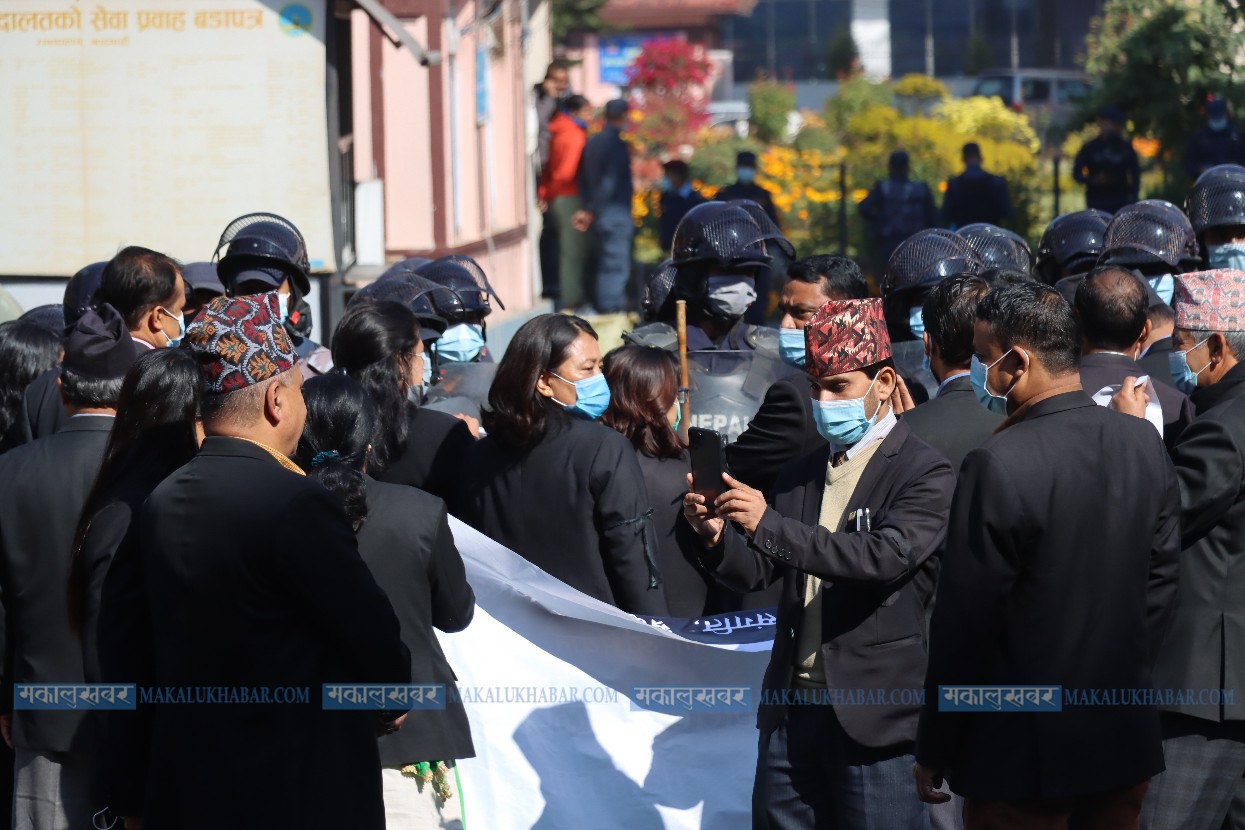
[726, 198, 796, 325]
[882, 229, 984, 395]
[1034, 210, 1113, 285]
[1186, 163, 1245, 271]
[416, 255, 504, 364]
[213, 212, 333, 376]
[957, 223, 1033, 274]
[1095, 199, 1200, 305]
[1073, 106, 1141, 214]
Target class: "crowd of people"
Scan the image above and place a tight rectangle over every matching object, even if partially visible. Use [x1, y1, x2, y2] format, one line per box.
[1, 127, 1245, 830]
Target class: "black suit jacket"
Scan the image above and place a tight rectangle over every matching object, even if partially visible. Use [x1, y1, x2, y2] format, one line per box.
[0, 416, 111, 752]
[1137, 336, 1174, 386]
[1154, 363, 1245, 722]
[140, 438, 409, 830]
[917, 392, 1180, 800]
[359, 478, 476, 765]
[378, 406, 475, 513]
[704, 420, 954, 746]
[1079, 351, 1195, 449]
[726, 374, 824, 497]
[901, 375, 1003, 472]
[459, 418, 669, 616]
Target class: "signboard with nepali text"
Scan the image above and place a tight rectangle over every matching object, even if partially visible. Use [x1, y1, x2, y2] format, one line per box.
[0, 1, 336, 275]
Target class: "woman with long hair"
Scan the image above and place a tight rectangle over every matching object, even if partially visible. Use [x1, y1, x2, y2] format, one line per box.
[330, 300, 474, 508]
[0, 320, 62, 453]
[458, 314, 669, 616]
[601, 345, 721, 617]
[70, 347, 201, 821]
[295, 373, 475, 828]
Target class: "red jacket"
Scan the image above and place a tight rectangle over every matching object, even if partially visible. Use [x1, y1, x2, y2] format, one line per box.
[539, 112, 587, 202]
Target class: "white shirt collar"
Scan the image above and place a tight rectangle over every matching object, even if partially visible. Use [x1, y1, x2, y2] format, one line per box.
[845, 406, 897, 460]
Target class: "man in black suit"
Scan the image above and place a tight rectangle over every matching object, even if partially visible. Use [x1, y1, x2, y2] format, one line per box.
[903, 274, 1002, 471]
[0, 304, 139, 828]
[686, 298, 954, 830]
[1074, 266, 1195, 449]
[915, 282, 1181, 828]
[140, 293, 409, 829]
[1113, 268, 1245, 830]
[727, 255, 868, 495]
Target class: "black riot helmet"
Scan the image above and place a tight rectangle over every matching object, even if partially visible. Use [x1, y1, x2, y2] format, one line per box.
[642, 259, 678, 323]
[670, 202, 771, 274]
[1100, 199, 1199, 273]
[213, 212, 311, 296]
[378, 257, 434, 282]
[1186, 163, 1245, 236]
[350, 273, 454, 343]
[63, 261, 107, 330]
[415, 255, 504, 317]
[1034, 210, 1112, 283]
[882, 229, 983, 297]
[725, 199, 796, 259]
[957, 223, 1033, 272]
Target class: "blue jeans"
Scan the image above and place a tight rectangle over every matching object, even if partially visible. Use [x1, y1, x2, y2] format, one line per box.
[753, 702, 928, 830]
[593, 205, 634, 313]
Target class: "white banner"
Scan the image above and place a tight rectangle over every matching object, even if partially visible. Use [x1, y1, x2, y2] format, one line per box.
[440, 519, 774, 829]
[0, 0, 335, 275]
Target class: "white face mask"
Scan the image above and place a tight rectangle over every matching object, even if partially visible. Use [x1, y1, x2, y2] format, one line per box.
[706, 276, 757, 319]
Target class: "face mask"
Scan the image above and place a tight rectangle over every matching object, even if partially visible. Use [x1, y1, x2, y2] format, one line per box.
[435, 323, 486, 364]
[921, 349, 932, 377]
[778, 327, 806, 367]
[736, 167, 756, 185]
[811, 376, 880, 449]
[706, 276, 757, 319]
[277, 292, 290, 323]
[1170, 339, 1210, 395]
[908, 307, 926, 339]
[1209, 116, 1229, 131]
[671, 400, 682, 434]
[970, 356, 1010, 415]
[982, 348, 1023, 411]
[1147, 274, 1175, 306]
[550, 371, 612, 421]
[1208, 242, 1245, 272]
[159, 307, 185, 348]
[659, 177, 673, 193]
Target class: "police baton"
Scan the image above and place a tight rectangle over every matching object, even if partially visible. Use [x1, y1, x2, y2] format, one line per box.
[676, 299, 691, 443]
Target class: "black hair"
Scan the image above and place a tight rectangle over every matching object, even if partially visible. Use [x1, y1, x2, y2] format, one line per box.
[69, 348, 200, 634]
[546, 59, 571, 76]
[296, 373, 376, 532]
[861, 357, 897, 380]
[663, 160, 691, 178]
[1148, 302, 1175, 326]
[97, 246, 182, 329]
[0, 320, 62, 440]
[483, 314, 596, 450]
[60, 366, 124, 409]
[923, 275, 992, 368]
[962, 142, 982, 161]
[978, 266, 1036, 286]
[977, 282, 1081, 375]
[330, 301, 420, 474]
[1075, 266, 1148, 352]
[788, 255, 869, 300]
[564, 94, 590, 113]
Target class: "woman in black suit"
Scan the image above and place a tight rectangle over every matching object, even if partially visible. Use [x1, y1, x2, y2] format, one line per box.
[601, 344, 720, 618]
[457, 314, 669, 616]
[296, 373, 474, 827]
[70, 348, 201, 823]
[330, 300, 475, 510]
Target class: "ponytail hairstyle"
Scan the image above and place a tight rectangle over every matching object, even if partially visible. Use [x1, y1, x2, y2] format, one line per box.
[295, 373, 377, 532]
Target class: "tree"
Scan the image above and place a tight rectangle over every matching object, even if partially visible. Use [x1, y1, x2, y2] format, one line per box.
[626, 38, 714, 157]
[1084, 0, 1245, 168]
[748, 81, 797, 144]
[826, 29, 860, 79]
[965, 32, 995, 76]
[550, 0, 610, 42]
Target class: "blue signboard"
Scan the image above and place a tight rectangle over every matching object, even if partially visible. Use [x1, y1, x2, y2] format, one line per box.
[598, 35, 647, 86]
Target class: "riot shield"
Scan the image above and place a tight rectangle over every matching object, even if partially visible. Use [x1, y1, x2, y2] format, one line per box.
[683, 345, 800, 444]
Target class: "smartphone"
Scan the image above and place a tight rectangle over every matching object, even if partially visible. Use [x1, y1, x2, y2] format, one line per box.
[688, 427, 728, 502]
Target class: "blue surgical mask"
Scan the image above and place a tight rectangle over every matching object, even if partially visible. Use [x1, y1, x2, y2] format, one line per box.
[1170, 338, 1210, 395]
[908, 306, 926, 339]
[736, 167, 756, 185]
[921, 348, 931, 377]
[678, 183, 693, 199]
[435, 323, 486, 363]
[811, 377, 880, 449]
[159, 307, 185, 348]
[277, 292, 290, 323]
[779, 327, 806, 367]
[659, 176, 673, 193]
[671, 400, 682, 434]
[551, 371, 612, 421]
[1147, 274, 1175, 306]
[1208, 242, 1245, 272]
[970, 356, 1009, 415]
